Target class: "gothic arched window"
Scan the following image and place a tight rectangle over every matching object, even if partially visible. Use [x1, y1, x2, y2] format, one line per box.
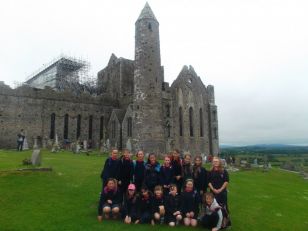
[50, 113, 56, 139]
[127, 117, 132, 137]
[64, 114, 69, 139]
[88, 115, 93, 140]
[199, 108, 204, 137]
[189, 107, 194, 137]
[112, 120, 116, 138]
[100, 116, 104, 140]
[179, 107, 183, 136]
[76, 115, 81, 139]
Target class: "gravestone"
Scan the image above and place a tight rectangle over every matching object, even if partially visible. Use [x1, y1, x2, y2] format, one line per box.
[252, 158, 258, 167]
[83, 140, 87, 151]
[42, 137, 47, 149]
[33, 137, 38, 149]
[51, 134, 60, 153]
[126, 138, 132, 151]
[106, 139, 110, 150]
[235, 157, 241, 167]
[75, 143, 81, 153]
[31, 149, 41, 165]
[221, 158, 227, 168]
[23, 137, 29, 150]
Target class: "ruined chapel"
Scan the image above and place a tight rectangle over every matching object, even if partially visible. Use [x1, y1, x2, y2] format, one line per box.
[0, 3, 219, 155]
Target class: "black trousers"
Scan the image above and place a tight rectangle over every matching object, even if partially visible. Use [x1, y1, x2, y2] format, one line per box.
[201, 212, 219, 229]
[17, 141, 23, 151]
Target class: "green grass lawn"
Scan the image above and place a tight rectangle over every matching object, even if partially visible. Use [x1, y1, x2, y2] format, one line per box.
[0, 149, 308, 231]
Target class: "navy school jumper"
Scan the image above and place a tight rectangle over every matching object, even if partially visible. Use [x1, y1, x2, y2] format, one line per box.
[144, 162, 161, 192]
[165, 193, 181, 222]
[97, 187, 123, 216]
[192, 166, 208, 193]
[119, 157, 134, 192]
[100, 157, 121, 186]
[180, 190, 200, 219]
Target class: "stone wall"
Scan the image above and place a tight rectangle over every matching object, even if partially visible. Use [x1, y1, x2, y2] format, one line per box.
[0, 83, 116, 149]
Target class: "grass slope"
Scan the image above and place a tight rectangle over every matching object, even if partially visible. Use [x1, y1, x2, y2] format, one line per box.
[0, 150, 307, 231]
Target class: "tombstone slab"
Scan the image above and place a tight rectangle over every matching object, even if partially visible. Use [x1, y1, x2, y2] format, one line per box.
[31, 149, 41, 166]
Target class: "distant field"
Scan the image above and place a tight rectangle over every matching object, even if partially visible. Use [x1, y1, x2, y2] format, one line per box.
[0, 149, 308, 231]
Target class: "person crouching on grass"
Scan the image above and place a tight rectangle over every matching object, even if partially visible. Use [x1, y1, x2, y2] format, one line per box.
[201, 192, 223, 231]
[165, 184, 182, 227]
[97, 178, 122, 221]
[122, 184, 139, 224]
[152, 185, 165, 225]
[181, 179, 200, 227]
[136, 186, 153, 224]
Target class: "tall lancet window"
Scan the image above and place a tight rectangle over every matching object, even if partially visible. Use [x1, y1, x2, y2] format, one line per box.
[179, 107, 183, 136]
[199, 108, 204, 137]
[189, 107, 194, 137]
[64, 114, 69, 139]
[50, 113, 56, 139]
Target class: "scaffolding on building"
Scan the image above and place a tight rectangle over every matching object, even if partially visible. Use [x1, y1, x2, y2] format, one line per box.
[25, 54, 97, 95]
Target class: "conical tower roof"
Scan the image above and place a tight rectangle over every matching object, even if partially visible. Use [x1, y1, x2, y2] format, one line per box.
[137, 2, 158, 22]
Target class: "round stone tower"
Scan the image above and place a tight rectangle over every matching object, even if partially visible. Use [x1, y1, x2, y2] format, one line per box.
[133, 3, 165, 154]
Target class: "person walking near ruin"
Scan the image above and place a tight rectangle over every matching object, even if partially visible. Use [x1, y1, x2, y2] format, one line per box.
[17, 129, 25, 151]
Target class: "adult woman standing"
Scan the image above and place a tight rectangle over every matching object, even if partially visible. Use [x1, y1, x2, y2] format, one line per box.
[208, 157, 229, 210]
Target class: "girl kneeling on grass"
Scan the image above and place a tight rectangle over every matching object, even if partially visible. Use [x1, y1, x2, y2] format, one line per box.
[122, 184, 139, 224]
[97, 178, 122, 221]
[201, 192, 223, 231]
[181, 179, 200, 227]
[152, 185, 165, 225]
[165, 184, 182, 227]
[136, 186, 153, 224]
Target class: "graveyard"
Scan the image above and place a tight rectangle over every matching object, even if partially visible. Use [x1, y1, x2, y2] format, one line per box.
[0, 149, 308, 231]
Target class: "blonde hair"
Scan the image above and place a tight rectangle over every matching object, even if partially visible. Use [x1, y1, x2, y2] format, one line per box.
[154, 185, 163, 192]
[211, 156, 224, 172]
[183, 152, 192, 159]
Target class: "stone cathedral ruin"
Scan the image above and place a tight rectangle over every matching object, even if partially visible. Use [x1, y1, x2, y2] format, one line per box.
[0, 3, 219, 155]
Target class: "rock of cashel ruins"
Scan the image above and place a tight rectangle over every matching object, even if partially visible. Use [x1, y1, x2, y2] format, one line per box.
[0, 3, 219, 155]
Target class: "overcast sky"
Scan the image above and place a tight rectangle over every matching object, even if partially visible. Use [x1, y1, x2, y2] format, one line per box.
[0, 0, 307, 145]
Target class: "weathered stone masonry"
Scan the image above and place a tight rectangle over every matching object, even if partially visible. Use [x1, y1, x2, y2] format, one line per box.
[0, 3, 219, 155]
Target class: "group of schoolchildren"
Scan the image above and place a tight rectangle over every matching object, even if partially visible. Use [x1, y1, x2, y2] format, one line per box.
[98, 148, 230, 230]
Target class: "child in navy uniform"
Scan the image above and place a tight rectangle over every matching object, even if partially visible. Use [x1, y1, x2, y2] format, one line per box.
[171, 149, 183, 193]
[201, 192, 223, 231]
[144, 153, 160, 192]
[160, 155, 174, 195]
[165, 184, 182, 227]
[97, 178, 122, 221]
[119, 149, 134, 194]
[181, 179, 200, 227]
[137, 186, 153, 224]
[193, 155, 207, 195]
[182, 153, 193, 184]
[122, 184, 139, 224]
[100, 148, 121, 186]
[151, 185, 165, 225]
[132, 150, 145, 192]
